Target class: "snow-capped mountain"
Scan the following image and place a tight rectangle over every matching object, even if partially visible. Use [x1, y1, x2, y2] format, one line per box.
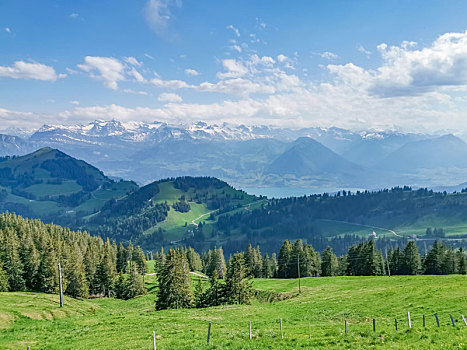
[0, 119, 463, 190]
[30, 120, 270, 144]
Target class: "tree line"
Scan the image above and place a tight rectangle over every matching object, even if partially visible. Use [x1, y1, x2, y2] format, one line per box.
[0, 212, 147, 300]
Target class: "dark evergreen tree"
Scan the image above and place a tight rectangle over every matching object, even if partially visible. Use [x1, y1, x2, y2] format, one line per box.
[65, 244, 89, 298]
[277, 240, 292, 278]
[0, 228, 25, 291]
[224, 253, 252, 305]
[0, 260, 9, 292]
[400, 241, 421, 275]
[321, 246, 338, 277]
[156, 249, 193, 310]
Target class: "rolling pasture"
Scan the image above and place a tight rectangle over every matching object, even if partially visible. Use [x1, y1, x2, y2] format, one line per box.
[0, 275, 465, 349]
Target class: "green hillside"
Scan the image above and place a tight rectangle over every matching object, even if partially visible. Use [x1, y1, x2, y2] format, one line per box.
[87, 176, 259, 247]
[0, 275, 465, 349]
[0, 148, 138, 223]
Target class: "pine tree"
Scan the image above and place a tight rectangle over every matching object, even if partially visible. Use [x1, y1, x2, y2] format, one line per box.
[424, 241, 445, 275]
[156, 249, 193, 310]
[0, 260, 9, 292]
[0, 228, 25, 291]
[202, 270, 224, 307]
[36, 237, 59, 293]
[277, 240, 292, 278]
[224, 253, 252, 305]
[194, 278, 205, 308]
[18, 232, 40, 290]
[65, 244, 89, 298]
[321, 246, 338, 276]
[132, 246, 148, 275]
[400, 241, 421, 275]
[114, 273, 127, 299]
[270, 253, 278, 278]
[125, 267, 146, 299]
[186, 247, 202, 272]
[95, 239, 116, 297]
[116, 243, 128, 273]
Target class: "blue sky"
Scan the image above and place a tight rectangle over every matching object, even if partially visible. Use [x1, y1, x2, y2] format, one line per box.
[2, 0, 467, 132]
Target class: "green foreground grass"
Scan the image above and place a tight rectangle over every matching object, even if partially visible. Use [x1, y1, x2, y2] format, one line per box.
[0, 275, 466, 349]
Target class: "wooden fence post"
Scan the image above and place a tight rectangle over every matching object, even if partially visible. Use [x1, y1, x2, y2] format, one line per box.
[373, 318, 376, 332]
[450, 315, 455, 328]
[153, 331, 156, 350]
[423, 314, 425, 328]
[462, 315, 467, 327]
[395, 318, 397, 331]
[280, 318, 283, 339]
[207, 322, 211, 345]
[249, 320, 252, 339]
[408, 312, 411, 328]
[435, 314, 440, 327]
[345, 320, 347, 334]
[308, 323, 311, 339]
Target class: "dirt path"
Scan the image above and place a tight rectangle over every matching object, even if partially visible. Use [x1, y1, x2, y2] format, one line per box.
[319, 218, 402, 237]
[191, 210, 217, 226]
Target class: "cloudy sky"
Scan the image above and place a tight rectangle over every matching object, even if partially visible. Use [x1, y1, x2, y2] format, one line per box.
[2, 0, 467, 132]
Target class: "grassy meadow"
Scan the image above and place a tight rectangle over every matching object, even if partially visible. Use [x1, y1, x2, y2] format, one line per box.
[0, 275, 466, 349]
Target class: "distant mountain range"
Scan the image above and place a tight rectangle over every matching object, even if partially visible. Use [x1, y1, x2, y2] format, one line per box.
[0, 119, 466, 190]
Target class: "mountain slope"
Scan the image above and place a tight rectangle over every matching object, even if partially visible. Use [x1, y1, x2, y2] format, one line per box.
[0, 148, 137, 221]
[380, 134, 467, 170]
[264, 137, 364, 185]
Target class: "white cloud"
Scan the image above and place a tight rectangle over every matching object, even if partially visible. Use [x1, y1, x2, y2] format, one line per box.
[226, 25, 240, 37]
[124, 57, 143, 67]
[184, 68, 199, 76]
[5, 27, 11, 33]
[123, 89, 148, 95]
[231, 45, 242, 53]
[70, 100, 80, 105]
[69, 13, 79, 18]
[277, 54, 288, 62]
[250, 55, 275, 66]
[357, 44, 372, 56]
[217, 59, 248, 79]
[78, 56, 125, 90]
[144, 53, 155, 60]
[329, 30, 467, 97]
[158, 92, 182, 102]
[129, 68, 146, 83]
[320, 51, 338, 60]
[144, 0, 181, 36]
[0, 61, 65, 81]
[151, 75, 190, 89]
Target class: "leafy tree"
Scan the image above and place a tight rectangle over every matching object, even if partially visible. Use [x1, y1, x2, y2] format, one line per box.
[156, 249, 193, 310]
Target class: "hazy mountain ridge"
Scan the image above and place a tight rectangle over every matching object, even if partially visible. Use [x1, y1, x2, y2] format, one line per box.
[0, 120, 465, 189]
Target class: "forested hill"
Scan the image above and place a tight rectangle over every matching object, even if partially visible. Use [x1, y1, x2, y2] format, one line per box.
[85, 176, 258, 247]
[212, 187, 467, 254]
[0, 147, 137, 223]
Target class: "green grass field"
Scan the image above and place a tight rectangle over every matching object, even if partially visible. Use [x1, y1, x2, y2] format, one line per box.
[0, 275, 465, 349]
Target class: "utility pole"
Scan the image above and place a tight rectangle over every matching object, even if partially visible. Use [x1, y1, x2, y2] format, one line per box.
[297, 254, 301, 293]
[58, 261, 64, 308]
